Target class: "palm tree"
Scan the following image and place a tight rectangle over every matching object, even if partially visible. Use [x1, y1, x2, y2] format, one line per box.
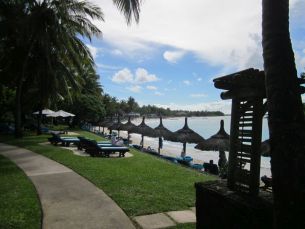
[262, 0, 305, 227]
[0, 0, 141, 137]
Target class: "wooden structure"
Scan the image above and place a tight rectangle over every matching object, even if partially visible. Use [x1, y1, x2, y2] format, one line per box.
[213, 68, 266, 196]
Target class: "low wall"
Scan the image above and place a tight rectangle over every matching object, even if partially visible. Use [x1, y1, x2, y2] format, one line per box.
[195, 180, 273, 229]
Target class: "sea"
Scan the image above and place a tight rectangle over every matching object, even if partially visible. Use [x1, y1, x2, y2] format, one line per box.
[97, 116, 271, 177]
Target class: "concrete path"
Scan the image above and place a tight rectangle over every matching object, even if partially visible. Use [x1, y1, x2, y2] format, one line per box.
[134, 208, 196, 229]
[0, 143, 135, 229]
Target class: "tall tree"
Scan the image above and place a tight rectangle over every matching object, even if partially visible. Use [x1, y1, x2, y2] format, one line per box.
[0, 0, 142, 137]
[262, 0, 305, 227]
[0, 0, 103, 136]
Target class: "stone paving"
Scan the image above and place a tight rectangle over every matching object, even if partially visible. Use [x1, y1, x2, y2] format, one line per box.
[134, 208, 196, 229]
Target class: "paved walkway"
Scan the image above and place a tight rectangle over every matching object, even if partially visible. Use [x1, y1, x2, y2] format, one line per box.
[0, 143, 135, 229]
[134, 208, 196, 229]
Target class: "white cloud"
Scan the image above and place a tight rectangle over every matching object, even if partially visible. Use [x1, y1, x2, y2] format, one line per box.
[183, 80, 191, 86]
[127, 85, 142, 93]
[112, 68, 159, 87]
[90, 0, 268, 69]
[111, 49, 123, 56]
[154, 101, 232, 114]
[154, 91, 164, 96]
[91, 0, 305, 70]
[86, 44, 100, 59]
[135, 68, 159, 83]
[96, 63, 121, 70]
[112, 68, 133, 83]
[147, 85, 157, 90]
[190, 93, 208, 98]
[197, 77, 202, 82]
[163, 50, 185, 63]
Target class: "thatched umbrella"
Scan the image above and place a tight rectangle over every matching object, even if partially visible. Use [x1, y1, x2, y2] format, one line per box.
[195, 120, 229, 168]
[100, 116, 114, 134]
[120, 116, 137, 144]
[130, 116, 156, 148]
[108, 116, 123, 137]
[154, 117, 174, 154]
[173, 117, 204, 157]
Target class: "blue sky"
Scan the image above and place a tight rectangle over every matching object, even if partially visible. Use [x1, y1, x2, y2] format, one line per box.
[86, 0, 305, 114]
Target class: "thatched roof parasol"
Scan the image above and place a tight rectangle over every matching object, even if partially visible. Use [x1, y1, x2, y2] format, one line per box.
[120, 117, 137, 132]
[130, 116, 156, 137]
[99, 116, 114, 134]
[195, 120, 229, 168]
[154, 117, 173, 138]
[108, 116, 123, 137]
[195, 120, 230, 151]
[130, 116, 156, 147]
[174, 117, 204, 143]
[120, 117, 137, 144]
[154, 117, 174, 153]
[100, 116, 114, 128]
[172, 117, 205, 157]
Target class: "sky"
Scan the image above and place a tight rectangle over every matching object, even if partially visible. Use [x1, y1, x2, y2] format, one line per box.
[85, 0, 305, 114]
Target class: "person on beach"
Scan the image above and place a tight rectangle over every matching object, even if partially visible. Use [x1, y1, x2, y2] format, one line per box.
[218, 150, 227, 168]
[111, 134, 123, 146]
[204, 160, 219, 175]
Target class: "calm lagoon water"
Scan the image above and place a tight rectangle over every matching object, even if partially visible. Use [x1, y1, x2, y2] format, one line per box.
[103, 116, 271, 177]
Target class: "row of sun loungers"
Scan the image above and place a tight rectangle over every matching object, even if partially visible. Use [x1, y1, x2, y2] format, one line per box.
[48, 134, 129, 157]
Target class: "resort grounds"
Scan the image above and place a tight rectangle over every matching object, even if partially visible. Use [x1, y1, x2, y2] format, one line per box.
[0, 129, 215, 229]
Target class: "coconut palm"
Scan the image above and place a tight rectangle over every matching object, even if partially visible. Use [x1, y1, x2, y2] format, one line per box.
[0, 0, 141, 137]
[262, 0, 305, 226]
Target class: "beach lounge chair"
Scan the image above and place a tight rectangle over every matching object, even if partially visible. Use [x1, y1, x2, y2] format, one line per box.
[77, 137, 111, 150]
[83, 140, 129, 157]
[48, 133, 79, 146]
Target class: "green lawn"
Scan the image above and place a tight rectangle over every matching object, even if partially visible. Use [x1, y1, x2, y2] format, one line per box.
[1, 130, 214, 224]
[0, 155, 41, 229]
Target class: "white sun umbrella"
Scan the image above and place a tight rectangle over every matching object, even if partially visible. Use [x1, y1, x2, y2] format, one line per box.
[33, 109, 55, 115]
[47, 110, 75, 117]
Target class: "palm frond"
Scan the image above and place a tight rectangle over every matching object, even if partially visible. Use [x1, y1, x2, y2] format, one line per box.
[112, 0, 141, 24]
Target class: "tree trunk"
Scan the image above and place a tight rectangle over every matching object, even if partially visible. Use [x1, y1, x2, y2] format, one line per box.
[36, 106, 42, 135]
[262, 0, 305, 227]
[14, 79, 23, 138]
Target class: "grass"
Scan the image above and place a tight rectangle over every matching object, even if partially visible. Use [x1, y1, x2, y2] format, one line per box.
[0, 155, 41, 229]
[1, 130, 215, 219]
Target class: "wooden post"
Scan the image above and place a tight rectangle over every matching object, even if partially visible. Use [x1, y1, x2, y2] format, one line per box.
[228, 98, 240, 189]
[249, 98, 263, 195]
[141, 135, 144, 148]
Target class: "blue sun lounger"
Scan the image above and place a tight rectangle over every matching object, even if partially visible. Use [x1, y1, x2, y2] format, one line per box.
[48, 133, 80, 146]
